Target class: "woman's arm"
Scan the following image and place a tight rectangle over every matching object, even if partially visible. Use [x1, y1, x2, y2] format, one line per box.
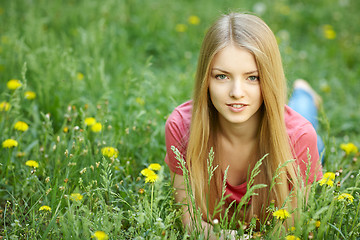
[171, 171, 238, 240]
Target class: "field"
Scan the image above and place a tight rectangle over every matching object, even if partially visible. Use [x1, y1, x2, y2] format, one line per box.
[1, 0, 360, 239]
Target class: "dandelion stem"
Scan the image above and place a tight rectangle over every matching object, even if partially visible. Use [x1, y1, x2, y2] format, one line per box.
[150, 182, 154, 219]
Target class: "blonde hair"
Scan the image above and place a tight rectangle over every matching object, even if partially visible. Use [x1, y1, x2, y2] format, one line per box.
[186, 12, 298, 224]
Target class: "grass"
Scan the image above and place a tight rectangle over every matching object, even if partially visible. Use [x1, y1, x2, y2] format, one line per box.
[0, 0, 359, 239]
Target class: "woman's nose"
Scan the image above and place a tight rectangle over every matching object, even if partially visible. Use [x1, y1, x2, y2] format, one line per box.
[229, 79, 244, 99]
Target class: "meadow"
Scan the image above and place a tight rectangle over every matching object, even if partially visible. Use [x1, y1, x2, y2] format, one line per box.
[0, 0, 359, 239]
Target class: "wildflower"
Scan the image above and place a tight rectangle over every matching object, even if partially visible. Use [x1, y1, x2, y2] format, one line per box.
[25, 160, 39, 168]
[16, 152, 25, 157]
[0, 101, 10, 111]
[39, 205, 52, 212]
[145, 174, 159, 183]
[101, 147, 119, 158]
[175, 24, 187, 33]
[141, 168, 156, 177]
[2, 139, 18, 148]
[148, 163, 161, 171]
[92, 231, 109, 240]
[315, 220, 321, 228]
[7, 79, 22, 90]
[285, 236, 300, 240]
[319, 172, 335, 187]
[24, 91, 36, 100]
[91, 122, 102, 132]
[337, 193, 354, 203]
[322, 25, 336, 39]
[85, 117, 96, 126]
[273, 209, 290, 220]
[138, 188, 145, 194]
[14, 121, 29, 131]
[135, 97, 145, 106]
[340, 143, 358, 155]
[188, 15, 200, 25]
[63, 127, 69, 133]
[77, 72, 84, 80]
[70, 193, 83, 201]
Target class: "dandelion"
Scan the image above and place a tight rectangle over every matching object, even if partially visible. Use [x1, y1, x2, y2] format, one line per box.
[70, 193, 83, 201]
[101, 147, 119, 158]
[77, 72, 84, 80]
[145, 174, 158, 183]
[14, 121, 29, 131]
[141, 168, 156, 177]
[337, 193, 354, 203]
[148, 163, 161, 171]
[0, 101, 10, 111]
[2, 139, 18, 148]
[39, 205, 52, 212]
[340, 143, 358, 155]
[138, 188, 145, 194]
[175, 24, 187, 33]
[63, 126, 69, 133]
[319, 172, 335, 187]
[25, 160, 39, 168]
[85, 117, 96, 126]
[285, 236, 300, 240]
[322, 24, 336, 39]
[135, 97, 145, 106]
[273, 209, 290, 220]
[315, 220, 321, 228]
[92, 231, 109, 240]
[188, 15, 200, 25]
[7, 79, 22, 90]
[24, 91, 36, 100]
[91, 122, 102, 132]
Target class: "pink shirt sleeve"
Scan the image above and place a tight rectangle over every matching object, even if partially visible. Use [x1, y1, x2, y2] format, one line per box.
[285, 105, 323, 184]
[164, 101, 192, 175]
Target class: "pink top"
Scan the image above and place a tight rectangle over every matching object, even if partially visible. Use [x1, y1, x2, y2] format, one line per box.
[164, 100, 323, 204]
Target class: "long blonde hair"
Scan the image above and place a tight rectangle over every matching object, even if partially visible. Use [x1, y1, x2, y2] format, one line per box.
[186, 12, 298, 224]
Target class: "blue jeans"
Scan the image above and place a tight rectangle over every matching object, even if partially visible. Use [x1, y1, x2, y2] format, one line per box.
[288, 88, 325, 162]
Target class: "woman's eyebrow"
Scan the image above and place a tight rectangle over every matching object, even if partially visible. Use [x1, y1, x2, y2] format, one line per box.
[211, 67, 230, 74]
[244, 70, 258, 75]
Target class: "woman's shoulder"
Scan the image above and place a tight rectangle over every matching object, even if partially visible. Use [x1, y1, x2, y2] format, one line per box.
[166, 100, 193, 129]
[284, 105, 317, 145]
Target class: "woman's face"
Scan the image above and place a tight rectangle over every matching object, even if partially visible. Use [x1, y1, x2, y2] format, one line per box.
[209, 44, 263, 128]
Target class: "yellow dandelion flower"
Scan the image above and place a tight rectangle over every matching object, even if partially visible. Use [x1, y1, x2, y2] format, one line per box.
[135, 97, 145, 106]
[91, 122, 102, 132]
[63, 126, 69, 133]
[39, 205, 52, 212]
[145, 173, 158, 183]
[340, 143, 358, 155]
[319, 172, 335, 187]
[101, 147, 119, 158]
[285, 236, 300, 240]
[315, 220, 321, 228]
[337, 193, 354, 203]
[273, 209, 291, 220]
[24, 91, 36, 100]
[25, 160, 39, 168]
[322, 25, 336, 39]
[14, 121, 29, 132]
[2, 139, 18, 148]
[92, 231, 109, 240]
[77, 72, 84, 80]
[188, 15, 200, 25]
[85, 117, 97, 126]
[0, 101, 10, 111]
[141, 168, 155, 177]
[148, 163, 161, 171]
[70, 193, 83, 201]
[7, 79, 22, 90]
[175, 24, 187, 33]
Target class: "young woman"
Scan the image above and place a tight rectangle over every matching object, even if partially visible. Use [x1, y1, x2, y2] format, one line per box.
[164, 12, 323, 238]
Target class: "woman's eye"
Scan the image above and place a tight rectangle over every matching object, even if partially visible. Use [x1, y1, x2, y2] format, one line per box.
[248, 76, 259, 81]
[215, 74, 227, 80]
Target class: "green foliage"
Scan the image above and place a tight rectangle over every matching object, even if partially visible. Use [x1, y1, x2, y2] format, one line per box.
[0, 0, 359, 239]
